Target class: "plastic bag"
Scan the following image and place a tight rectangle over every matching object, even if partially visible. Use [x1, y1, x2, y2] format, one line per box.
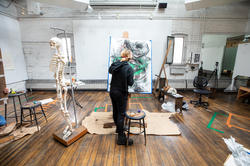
[223, 136, 250, 166]
[0, 115, 6, 126]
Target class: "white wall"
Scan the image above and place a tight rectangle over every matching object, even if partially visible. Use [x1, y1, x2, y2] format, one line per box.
[246, 20, 250, 33]
[18, 0, 250, 89]
[201, 34, 233, 77]
[233, 43, 250, 78]
[73, 20, 172, 80]
[0, 15, 28, 90]
[20, 19, 73, 80]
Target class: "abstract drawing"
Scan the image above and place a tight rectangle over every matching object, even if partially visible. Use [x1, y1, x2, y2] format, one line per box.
[107, 37, 152, 93]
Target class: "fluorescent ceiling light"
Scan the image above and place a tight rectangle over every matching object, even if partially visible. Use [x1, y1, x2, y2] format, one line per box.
[74, 0, 89, 4]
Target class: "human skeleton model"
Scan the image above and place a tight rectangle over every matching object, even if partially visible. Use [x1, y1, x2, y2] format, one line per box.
[49, 37, 73, 139]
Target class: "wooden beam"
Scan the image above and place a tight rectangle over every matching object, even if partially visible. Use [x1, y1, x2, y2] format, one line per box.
[153, 40, 172, 97]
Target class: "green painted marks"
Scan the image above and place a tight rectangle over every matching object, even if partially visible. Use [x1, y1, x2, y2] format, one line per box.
[131, 96, 152, 99]
[27, 96, 35, 100]
[112, 57, 121, 63]
[94, 107, 105, 112]
[134, 69, 144, 76]
[207, 112, 228, 133]
[128, 57, 149, 76]
[128, 62, 135, 69]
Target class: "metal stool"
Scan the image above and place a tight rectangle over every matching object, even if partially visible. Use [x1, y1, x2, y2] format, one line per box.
[125, 109, 146, 146]
[6, 92, 28, 123]
[20, 102, 47, 131]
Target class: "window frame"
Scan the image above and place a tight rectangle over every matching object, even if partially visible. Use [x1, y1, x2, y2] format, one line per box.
[57, 33, 77, 75]
[57, 33, 75, 64]
[171, 33, 188, 65]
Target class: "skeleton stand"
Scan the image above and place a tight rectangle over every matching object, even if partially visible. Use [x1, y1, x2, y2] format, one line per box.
[51, 27, 87, 146]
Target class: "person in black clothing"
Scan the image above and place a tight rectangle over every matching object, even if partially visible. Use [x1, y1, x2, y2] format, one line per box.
[109, 49, 134, 145]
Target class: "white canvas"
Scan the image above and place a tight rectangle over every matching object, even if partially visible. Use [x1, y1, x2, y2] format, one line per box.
[107, 37, 152, 93]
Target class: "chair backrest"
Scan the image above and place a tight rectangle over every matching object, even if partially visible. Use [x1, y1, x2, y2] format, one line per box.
[193, 76, 208, 89]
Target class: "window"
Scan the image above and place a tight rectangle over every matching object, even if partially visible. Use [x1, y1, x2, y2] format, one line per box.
[57, 33, 76, 75]
[57, 33, 75, 63]
[61, 38, 72, 62]
[173, 37, 184, 64]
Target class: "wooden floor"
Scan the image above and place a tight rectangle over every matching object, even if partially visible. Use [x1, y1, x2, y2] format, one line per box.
[0, 91, 249, 166]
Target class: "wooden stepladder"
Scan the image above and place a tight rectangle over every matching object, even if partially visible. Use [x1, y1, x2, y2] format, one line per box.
[153, 40, 172, 98]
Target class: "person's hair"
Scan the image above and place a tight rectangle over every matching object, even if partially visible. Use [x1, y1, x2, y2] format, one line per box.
[121, 49, 131, 58]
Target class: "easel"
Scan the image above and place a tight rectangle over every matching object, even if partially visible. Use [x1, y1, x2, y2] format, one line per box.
[198, 61, 203, 76]
[207, 62, 219, 89]
[153, 40, 172, 98]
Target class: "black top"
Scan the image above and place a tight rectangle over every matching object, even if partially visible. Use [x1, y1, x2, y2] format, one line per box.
[109, 61, 134, 94]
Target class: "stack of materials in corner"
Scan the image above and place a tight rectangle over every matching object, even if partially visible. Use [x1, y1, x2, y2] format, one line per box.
[223, 136, 250, 166]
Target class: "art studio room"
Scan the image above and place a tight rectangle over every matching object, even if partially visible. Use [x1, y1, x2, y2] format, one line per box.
[0, 0, 250, 165]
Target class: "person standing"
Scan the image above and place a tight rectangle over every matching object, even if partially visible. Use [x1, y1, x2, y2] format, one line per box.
[109, 49, 134, 145]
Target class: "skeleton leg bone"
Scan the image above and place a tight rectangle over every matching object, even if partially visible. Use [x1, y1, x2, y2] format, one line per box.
[61, 86, 73, 139]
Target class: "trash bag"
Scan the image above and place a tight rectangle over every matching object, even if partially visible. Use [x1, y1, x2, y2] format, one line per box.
[182, 101, 189, 110]
[223, 136, 250, 166]
[0, 115, 6, 126]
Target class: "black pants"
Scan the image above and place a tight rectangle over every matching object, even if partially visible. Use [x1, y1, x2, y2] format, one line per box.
[110, 89, 128, 134]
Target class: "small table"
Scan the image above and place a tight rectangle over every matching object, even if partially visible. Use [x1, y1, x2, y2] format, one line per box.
[164, 92, 183, 113]
[7, 92, 28, 123]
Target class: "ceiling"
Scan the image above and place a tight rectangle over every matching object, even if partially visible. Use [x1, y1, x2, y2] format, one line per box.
[185, 0, 248, 10]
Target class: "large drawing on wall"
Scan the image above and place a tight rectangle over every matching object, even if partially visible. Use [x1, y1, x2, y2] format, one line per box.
[107, 37, 152, 93]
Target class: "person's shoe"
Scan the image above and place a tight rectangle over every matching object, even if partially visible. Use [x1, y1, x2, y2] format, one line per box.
[127, 138, 133, 145]
[117, 133, 133, 146]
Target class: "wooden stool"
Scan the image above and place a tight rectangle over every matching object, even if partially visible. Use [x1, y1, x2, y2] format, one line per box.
[125, 109, 146, 146]
[164, 92, 183, 113]
[7, 92, 28, 123]
[20, 102, 47, 131]
[237, 86, 250, 100]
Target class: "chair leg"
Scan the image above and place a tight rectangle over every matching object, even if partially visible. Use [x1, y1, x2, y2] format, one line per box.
[32, 108, 39, 131]
[127, 119, 131, 146]
[17, 96, 23, 108]
[143, 118, 146, 146]
[12, 97, 18, 123]
[139, 119, 142, 133]
[40, 105, 48, 122]
[199, 94, 202, 104]
[24, 93, 28, 102]
[125, 117, 128, 129]
[20, 108, 23, 126]
[4, 103, 7, 123]
[29, 108, 33, 123]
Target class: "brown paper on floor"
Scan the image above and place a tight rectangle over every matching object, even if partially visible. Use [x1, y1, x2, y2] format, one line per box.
[12, 126, 39, 140]
[0, 122, 16, 137]
[0, 126, 39, 148]
[82, 110, 181, 135]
